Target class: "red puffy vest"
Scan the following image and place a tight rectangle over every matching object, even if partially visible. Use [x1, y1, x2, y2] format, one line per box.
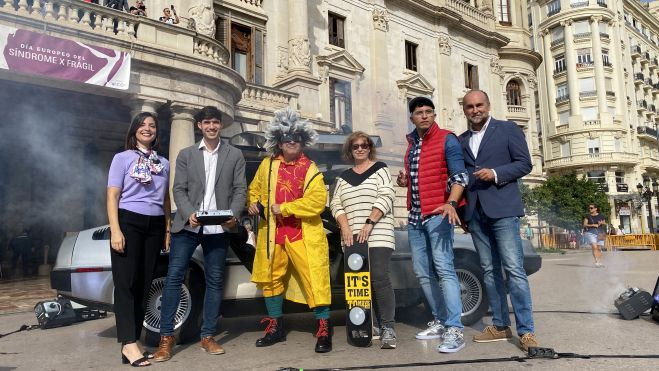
[404, 123, 455, 217]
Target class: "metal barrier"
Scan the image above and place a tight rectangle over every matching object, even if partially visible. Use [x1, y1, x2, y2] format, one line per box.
[541, 233, 658, 250]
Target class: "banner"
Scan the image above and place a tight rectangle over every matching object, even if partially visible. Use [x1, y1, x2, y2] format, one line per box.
[0, 25, 130, 90]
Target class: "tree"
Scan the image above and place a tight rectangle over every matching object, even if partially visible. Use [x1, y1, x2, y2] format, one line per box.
[522, 174, 610, 231]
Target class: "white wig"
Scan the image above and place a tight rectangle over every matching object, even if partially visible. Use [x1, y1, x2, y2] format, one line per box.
[264, 107, 318, 155]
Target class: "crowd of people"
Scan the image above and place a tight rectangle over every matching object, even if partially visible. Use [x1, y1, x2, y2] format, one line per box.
[102, 90, 542, 367]
[79, 1, 181, 25]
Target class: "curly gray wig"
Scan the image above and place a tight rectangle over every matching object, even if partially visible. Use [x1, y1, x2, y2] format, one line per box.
[264, 107, 318, 155]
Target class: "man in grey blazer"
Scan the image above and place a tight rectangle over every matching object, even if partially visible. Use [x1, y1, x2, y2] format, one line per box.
[154, 106, 246, 362]
[458, 90, 538, 353]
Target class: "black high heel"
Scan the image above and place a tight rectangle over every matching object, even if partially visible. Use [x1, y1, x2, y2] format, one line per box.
[121, 343, 151, 367]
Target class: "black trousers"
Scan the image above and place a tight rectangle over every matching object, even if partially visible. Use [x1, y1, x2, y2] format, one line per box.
[110, 209, 165, 343]
[370, 247, 396, 329]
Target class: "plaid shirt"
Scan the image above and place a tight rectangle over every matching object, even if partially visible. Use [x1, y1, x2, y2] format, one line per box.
[408, 131, 468, 226]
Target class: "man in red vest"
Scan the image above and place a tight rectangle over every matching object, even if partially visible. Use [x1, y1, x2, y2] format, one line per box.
[397, 96, 468, 353]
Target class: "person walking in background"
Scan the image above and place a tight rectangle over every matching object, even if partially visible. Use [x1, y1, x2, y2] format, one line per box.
[583, 203, 606, 267]
[153, 106, 246, 362]
[524, 223, 533, 241]
[458, 90, 538, 353]
[330, 131, 397, 349]
[9, 228, 33, 278]
[616, 225, 625, 236]
[247, 108, 333, 353]
[107, 112, 170, 367]
[396, 96, 467, 354]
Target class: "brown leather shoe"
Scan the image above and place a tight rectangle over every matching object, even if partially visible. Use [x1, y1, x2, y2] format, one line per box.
[152, 335, 175, 362]
[200, 336, 225, 355]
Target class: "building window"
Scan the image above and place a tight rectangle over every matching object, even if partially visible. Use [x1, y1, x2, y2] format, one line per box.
[558, 110, 569, 125]
[547, 0, 561, 16]
[577, 48, 593, 65]
[329, 13, 345, 48]
[560, 141, 571, 157]
[579, 77, 596, 96]
[329, 77, 352, 131]
[497, 0, 511, 24]
[554, 55, 566, 73]
[405, 41, 418, 71]
[506, 80, 522, 105]
[602, 49, 610, 66]
[464, 63, 479, 89]
[582, 106, 598, 121]
[528, 8, 533, 26]
[573, 20, 589, 36]
[587, 170, 606, 189]
[229, 23, 264, 84]
[587, 137, 601, 154]
[551, 26, 564, 42]
[614, 138, 622, 152]
[615, 171, 625, 184]
[556, 83, 568, 100]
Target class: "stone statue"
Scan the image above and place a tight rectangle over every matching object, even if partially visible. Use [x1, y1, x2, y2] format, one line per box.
[188, 3, 216, 37]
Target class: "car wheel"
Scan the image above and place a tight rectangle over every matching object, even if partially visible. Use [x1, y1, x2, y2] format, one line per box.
[455, 259, 488, 326]
[142, 269, 202, 347]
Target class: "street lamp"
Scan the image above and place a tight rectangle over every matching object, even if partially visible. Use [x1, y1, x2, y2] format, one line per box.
[636, 178, 659, 233]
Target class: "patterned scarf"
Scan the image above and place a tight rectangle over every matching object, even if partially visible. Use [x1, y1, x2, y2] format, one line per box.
[129, 149, 164, 184]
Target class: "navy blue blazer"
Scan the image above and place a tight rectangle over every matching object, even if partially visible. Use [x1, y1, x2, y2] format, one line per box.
[458, 118, 532, 221]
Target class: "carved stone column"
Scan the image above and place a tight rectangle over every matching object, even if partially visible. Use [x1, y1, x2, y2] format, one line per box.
[562, 19, 580, 116]
[437, 34, 453, 129]
[187, 0, 216, 37]
[541, 29, 558, 123]
[371, 7, 394, 143]
[609, 17, 625, 117]
[169, 105, 197, 208]
[125, 98, 164, 119]
[590, 16, 607, 116]
[287, 0, 312, 75]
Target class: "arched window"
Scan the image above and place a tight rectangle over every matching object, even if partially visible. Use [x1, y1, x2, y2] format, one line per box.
[506, 80, 522, 106]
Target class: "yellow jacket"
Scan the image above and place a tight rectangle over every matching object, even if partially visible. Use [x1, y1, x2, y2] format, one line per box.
[248, 156, 331, 306]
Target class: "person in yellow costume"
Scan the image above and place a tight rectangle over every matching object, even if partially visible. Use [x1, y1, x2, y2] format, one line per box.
[247, 107, 332, 353]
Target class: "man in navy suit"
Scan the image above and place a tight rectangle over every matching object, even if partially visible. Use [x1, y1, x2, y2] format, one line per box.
[458, 90, 538, 352]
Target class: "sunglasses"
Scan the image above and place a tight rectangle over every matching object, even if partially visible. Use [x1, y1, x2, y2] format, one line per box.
[589, 206, 596, 209]
[352, 143, 370, 150]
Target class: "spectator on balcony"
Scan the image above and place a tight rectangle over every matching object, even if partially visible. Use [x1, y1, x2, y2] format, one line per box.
[616, 224, 625, 236]
[159, 7, 180, 25]
[129, 1, 147, 16]
[105, 0, 129, 12]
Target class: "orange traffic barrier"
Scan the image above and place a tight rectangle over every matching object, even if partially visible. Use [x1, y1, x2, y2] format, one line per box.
[541, 233, 658, 250]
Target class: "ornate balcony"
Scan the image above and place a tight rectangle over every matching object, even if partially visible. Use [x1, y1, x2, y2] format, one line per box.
[544, 152, 638, 170]
[631, 45, 642, 57]
[579, 90, 597, 99]
[571, 1, 588, 8]
[556, 94, 570, 104]
[597, 0, 608, 8]
[637, 125, 658, 140]
[635, 73, 645, 84]
[638, 99, 648, 112]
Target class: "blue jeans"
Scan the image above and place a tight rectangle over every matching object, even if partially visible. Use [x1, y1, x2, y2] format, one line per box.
[407, 215, 463, 330]
[160, 230, 228, 338]
[468, 206, 534, 335]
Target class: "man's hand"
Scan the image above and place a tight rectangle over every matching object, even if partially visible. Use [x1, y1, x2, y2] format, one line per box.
[396, 169, 408, 187]
[188, 212, 199, 228]
[163, 232, 171, 252]
[248, 203, 260, 216]
[473, 168, 495, 182]
[429, 203, 460, 225]
[222, 217, 237, 231]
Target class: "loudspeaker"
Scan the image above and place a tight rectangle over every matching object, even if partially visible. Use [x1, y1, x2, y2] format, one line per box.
[614, 287, 653, 320]
[651, 276, 659, 322]
[34, 297, 77, 329]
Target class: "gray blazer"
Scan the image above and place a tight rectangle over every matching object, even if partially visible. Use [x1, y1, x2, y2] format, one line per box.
[171, 140, 247, 233]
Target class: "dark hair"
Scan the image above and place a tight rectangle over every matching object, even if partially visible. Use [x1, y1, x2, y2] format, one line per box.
[408, 96, 435, 113]
[342, 131, 376, 162]
[125, 112, 160, 151]
[463, 90, 491, 105]
[194, 106, 224, 124]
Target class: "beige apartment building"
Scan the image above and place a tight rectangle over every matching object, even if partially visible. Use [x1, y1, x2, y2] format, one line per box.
[0, 0, 542, 252]
[531, 0, 659, 233]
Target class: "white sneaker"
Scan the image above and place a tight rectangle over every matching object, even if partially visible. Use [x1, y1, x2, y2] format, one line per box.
[415, 319, 445, 340]
[438, 327, 465, 353]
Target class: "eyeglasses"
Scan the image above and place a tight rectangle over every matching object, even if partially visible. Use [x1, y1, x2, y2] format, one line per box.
[589, 206, 596, 209]
[352, 143, 370, 150]
[412, 109, 435, 117]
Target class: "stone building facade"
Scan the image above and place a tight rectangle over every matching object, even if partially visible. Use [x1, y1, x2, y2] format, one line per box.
[0, 0, 543, 258]
[531, 0, 659, 233]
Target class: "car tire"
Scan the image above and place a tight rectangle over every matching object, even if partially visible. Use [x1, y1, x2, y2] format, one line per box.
[454, 258, 488, 326]
[418, 257, 488, 326]
[142, 267, 203, 347]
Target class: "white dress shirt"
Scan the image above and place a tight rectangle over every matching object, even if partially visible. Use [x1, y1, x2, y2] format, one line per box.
[184, 140, 224, 235]
[468, 116, 498, 183]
